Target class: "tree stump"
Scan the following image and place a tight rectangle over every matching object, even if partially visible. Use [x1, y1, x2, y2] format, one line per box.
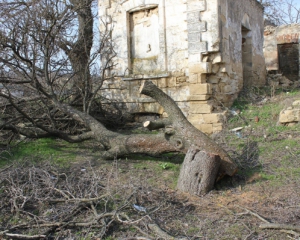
[177, 146, 221, 195]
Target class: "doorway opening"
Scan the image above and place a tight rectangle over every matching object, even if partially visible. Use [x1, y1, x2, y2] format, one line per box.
[277, 43, 299, 81]
[242, 26, 253, 88]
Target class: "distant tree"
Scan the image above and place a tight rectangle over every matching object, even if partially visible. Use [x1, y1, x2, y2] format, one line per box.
[259, 0, 300, 25]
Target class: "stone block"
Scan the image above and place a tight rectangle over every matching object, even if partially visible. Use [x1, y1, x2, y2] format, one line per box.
[176, 76, 188, 84]
[279, 109, 300, 123]
[212, 64, 220, 74]
[223, 85, 233, 93]
[172, 71, 185, 77]
[202, 113, 224, 124]
[188, 53, 201, 63]
[189, 102, 213, 114]
[213, 123, 223, 132]
[187, 0, 206, 12]
[142, 102, 164, 114]
[188, 74, 198, 83]
[187, 95, 211, 101]
[188, 32, 201, 42]
[198, 73, 207, 83]
[157, 78, 168, 88]
[212, 54, 222, 63]
[187, 22, 206, 32]
[194, 124, 213, 134]
[188, 42, 207, 54]
[292, 100, 300, 107]
[187, 11, 201, 23]
[189, 83, 212, 95]
[189, 62, 212, 74]
[167, 77, 177, 87]
[187, 114, 204, 124]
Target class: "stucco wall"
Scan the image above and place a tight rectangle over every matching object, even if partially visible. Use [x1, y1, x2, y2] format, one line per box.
[98, 0, 265, 134]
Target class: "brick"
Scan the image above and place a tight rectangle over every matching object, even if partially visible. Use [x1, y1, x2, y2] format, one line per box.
[213, 123, 223, 132]
[190, 83, 212, 95]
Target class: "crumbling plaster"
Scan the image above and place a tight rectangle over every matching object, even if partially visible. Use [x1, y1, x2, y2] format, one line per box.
[99, 0, 266, 134]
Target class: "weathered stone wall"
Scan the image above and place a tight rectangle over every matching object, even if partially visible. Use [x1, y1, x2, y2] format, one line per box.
[264, 24, 300, 81]
[212, 0, 266, 104]
[99, 0, 265, 134]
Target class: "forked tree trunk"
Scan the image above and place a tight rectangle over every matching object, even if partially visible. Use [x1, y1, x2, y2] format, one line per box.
[139, 81, 237, 195]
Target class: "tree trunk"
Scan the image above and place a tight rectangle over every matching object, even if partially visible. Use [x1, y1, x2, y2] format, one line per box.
[139, 80, 237, 177]
[48, 80, 238, 193]
[177, 146, 221, 195]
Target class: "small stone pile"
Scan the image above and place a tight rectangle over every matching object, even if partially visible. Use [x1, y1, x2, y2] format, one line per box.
[279, 100, 300, 126]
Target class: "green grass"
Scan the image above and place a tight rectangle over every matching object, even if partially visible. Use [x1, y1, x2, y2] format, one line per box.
[0, 138, 79, 167]
[225, 87, 300, 187]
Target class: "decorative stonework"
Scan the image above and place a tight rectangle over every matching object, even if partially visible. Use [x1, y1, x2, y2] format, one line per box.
[186, 0, 207, 56]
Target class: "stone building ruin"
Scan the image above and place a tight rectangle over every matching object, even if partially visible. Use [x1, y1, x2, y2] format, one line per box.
[99, 0, 266, 134]
[264, 24, 300, 84]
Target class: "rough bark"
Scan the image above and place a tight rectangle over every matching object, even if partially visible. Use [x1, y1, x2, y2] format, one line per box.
[140, 80, 237, 177]
[177, 146, 221, 195]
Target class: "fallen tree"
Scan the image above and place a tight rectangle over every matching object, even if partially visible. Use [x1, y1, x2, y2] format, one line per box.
[0, 0, 237, 195]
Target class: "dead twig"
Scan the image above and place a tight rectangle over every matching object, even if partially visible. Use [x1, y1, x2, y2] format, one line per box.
[259, 223, 300, 232]
[46, 194, 109, 203]
[236, 205, 270, 223]
[1, 232, 46, 239]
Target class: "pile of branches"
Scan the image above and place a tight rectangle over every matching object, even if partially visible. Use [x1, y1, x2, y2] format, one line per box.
[0, 161, 192, 239]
